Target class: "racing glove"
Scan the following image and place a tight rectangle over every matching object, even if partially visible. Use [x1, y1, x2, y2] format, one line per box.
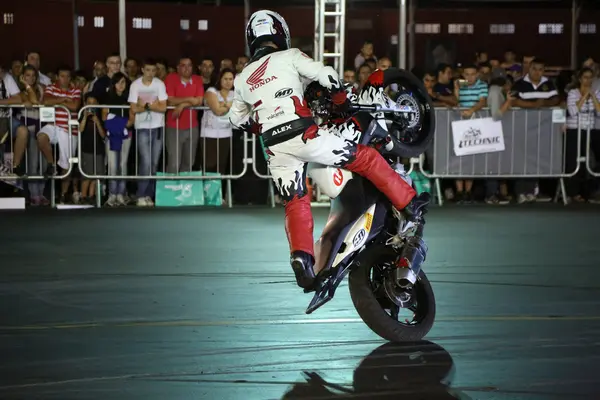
[331, 90, 351, 114]
[329, 76, 352, 114]
[240, 118, 262, 136]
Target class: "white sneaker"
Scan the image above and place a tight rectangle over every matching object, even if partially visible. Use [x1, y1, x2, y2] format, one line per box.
[144, 196, 154, 207]
[517, 194, 528, 204]
[526, 194, 536, 203]
[116, 194, 126, 206]
[72, 191, 81, 204]
[106, 194, 118, 207]
[137, 197, 148, 207]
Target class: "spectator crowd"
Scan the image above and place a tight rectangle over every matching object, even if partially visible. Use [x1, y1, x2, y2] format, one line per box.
[348, 41, 600, 205]
[0, 51, 248, 206]
[0, 45, 599, 207]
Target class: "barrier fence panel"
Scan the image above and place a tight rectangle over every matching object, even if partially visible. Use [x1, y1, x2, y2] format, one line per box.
[249, 134, 278, 208]
[1, 104, 76, 208]
[420, 107, 579, 206]
[76, 105, 250, 208]
[4, 104, 595, 209]
[585, 125, 600, 178]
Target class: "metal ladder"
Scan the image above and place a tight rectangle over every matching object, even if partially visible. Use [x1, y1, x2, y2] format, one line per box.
[311, 0, 346, 206]
[313, 0, 346, 77]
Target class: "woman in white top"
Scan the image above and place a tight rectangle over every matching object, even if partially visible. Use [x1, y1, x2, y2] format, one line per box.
[14, 65, 48, 205]
[200, 68, 235, 174]
[565, 67, 600, 202]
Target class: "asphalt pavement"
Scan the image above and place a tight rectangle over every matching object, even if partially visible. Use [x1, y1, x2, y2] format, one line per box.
[1, 205, 599, 399]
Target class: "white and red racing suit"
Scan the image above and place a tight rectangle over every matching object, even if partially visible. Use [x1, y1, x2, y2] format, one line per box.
[229, 48, 416, 260]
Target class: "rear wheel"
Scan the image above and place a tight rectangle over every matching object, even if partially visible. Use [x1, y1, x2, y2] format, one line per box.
[349, 246, 435, 342]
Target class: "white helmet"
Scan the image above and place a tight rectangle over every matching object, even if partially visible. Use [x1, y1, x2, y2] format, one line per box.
[246, 10, 291, 57]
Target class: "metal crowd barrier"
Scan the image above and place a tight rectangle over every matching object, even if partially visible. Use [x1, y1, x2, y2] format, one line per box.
[420, 107, 582, 206]
[249, 134, 278, 208]
[76, 105, 250, 208]
[585, 124, 600, 178]
[3, 104, 598, 209]
[250, 107, 597, 208]
[0, 104, 76, 208]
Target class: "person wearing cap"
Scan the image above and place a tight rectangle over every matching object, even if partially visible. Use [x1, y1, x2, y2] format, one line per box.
[506, 64, 523, 81]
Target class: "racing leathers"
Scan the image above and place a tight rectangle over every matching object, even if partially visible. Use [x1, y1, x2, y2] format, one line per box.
[229, 46, 417, 289]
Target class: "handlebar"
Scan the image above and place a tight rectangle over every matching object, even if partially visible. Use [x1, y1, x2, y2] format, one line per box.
[349, 103, 417, 113]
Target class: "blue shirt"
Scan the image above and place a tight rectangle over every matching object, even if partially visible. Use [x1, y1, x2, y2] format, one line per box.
[458, 79, 488, 107]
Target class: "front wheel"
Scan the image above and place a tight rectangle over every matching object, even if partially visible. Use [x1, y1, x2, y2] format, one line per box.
[348, 246, 436, 342]
[360, 68, 436, 159]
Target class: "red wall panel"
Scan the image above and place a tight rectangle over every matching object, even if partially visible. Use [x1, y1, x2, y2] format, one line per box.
[1, 0, 597, 74]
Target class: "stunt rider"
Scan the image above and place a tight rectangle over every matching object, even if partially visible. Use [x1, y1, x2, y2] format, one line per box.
[229, 10, 429, 291]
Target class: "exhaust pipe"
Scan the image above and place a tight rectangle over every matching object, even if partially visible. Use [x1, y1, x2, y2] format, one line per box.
[394, 235, 427, 288]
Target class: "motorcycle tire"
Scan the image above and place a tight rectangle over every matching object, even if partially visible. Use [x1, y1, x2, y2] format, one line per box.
[349, 246, 436, 342]
[361, 68, 435, 159]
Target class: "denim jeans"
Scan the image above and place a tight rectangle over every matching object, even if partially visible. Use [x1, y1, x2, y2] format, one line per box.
[136, 128, 162, 198]
[106, 138, 131, 196]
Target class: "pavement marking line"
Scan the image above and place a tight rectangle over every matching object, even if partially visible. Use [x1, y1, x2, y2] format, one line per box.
[2, 315, 600, 331]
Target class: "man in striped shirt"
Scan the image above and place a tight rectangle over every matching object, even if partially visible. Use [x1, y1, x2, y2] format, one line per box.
[511, 58, 559, 203]
[36, 65, 81, 200]
[453, 64, 488, 203]
[454, 64, 488, 117]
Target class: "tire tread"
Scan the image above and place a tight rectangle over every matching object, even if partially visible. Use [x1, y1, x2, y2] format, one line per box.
[349, 249, 436, 342]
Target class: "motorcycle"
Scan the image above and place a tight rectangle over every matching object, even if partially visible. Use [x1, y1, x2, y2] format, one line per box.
[281, 341, 468, 399]
[304, 68, 436, 342]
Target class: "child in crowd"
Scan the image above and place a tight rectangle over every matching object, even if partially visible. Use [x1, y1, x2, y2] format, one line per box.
[79, 94, 106, 203]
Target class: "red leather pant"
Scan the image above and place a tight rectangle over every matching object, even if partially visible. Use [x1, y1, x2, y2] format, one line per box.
[276, 141, 415, 257]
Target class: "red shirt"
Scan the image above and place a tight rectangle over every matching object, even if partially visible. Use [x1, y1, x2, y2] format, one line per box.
[165, 73, 204, 129]
[44, 84, 81, 134]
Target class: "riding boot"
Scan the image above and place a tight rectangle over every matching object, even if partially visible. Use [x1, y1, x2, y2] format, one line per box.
[284, 194, 316, 289]
[344, 144, 416, 209]
[290, 251, 316, 289]
[397, 192, 431, 223]
[404, 192, 431, 219]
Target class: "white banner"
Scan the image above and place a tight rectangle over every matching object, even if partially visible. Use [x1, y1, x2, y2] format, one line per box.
[451, 117, 505, 156]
